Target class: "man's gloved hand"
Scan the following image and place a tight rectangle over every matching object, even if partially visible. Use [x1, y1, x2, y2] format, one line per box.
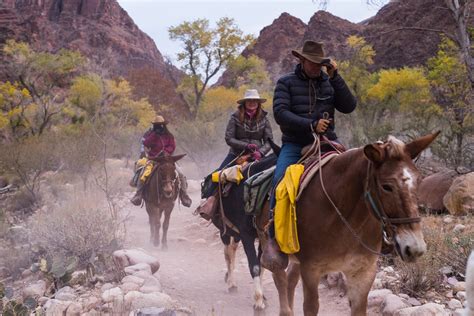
[251, 151, 262, 161]
[325, 59, 338, 79]
[314, 119, 331, 134]
[246, 143, 259, 152]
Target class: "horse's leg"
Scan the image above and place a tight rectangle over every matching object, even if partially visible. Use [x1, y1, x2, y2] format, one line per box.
[300, 263, 321, 316]
[272, 269, 292, 316]
[161, 204, 173, 250]
[152, 206, 162, 247]
[287, 262, 301, 311]
[223, 236, 238, 292]
[343, 260, 377, 316]
[240, 233, 265, 310]
[145, 203, 156, 245]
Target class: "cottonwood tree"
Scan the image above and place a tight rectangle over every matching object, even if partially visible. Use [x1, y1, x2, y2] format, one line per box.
[3, 40, 85, 136]
[168, 17, 254, 118]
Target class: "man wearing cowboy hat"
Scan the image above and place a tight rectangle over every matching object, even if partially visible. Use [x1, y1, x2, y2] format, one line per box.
[131, 115, 192, 207]
[261, 40, 357, 272]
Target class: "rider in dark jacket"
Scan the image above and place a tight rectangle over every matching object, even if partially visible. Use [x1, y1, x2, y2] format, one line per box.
[261, 40, 357, 272]
[219, 89, 274, 169]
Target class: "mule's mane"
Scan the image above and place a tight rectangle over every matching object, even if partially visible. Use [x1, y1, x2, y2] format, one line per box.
[385, 136, 406, 159]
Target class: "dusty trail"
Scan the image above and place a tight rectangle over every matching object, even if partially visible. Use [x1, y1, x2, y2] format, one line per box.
[124, 187, 362, 316]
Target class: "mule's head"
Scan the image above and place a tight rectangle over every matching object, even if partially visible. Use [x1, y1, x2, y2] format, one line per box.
[363, 131, 440, 262]
[156, 154, 186, 198]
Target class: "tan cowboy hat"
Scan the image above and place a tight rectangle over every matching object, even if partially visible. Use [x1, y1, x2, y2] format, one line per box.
[151, 115, 167, 124]
[237, 89, 267, 105]
[292, 40, 327, 64]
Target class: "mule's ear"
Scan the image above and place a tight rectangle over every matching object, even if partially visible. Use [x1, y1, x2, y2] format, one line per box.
[172, 154, 186, 162]
[405, 131, 440, 160]
[364, 144, 385, 164]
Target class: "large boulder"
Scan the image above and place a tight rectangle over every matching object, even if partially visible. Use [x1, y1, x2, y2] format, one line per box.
[394, 303, 448, 315]
[418, 171, 458, 212]
[443, 172, 474, 216]
[22, 280, 47, 299]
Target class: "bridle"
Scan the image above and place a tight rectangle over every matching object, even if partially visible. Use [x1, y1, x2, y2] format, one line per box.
[313, 132, 421, 257]
[364, 162, 421, 252]
[156, 161, 178, 198]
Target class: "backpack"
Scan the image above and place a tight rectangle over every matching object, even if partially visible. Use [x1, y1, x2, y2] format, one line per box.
[243, 166, 275, 216]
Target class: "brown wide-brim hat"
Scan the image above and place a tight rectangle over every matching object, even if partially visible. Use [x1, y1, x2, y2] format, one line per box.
[292, 40, 327, 64]
[151, 115, 168, 125]
[237, 89, 267, 105]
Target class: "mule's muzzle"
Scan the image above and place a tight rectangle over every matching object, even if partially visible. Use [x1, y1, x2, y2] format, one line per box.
[395, 231, 426, 262]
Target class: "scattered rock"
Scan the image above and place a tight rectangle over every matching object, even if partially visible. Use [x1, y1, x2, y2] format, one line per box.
[394, 303, 448, 316]
[114, 249, 160, 274]
[440, 266, 453, 276]
[21, 269, 32, 278]
[101, 283, 114, 292]
[177, 237, 189, 242]
[55, 286, 77, 301]
[453, 282, 466, 293]
[102, 287, 123, 303]
[453, 224, 466, 233]
[456, 291, 466, 301]
[407, 297, 421, 306]
[122, 275, 145, 286]
[382, 294, 410, 316]
[372, 278, 383, 290]
[193, 238, 206, 244]
[136, 307, 176, 316]
[121, 282, 141, 293]
[447, 299, 463, 310]
[44, 299, 72, 314]
[22, 280, 47, 298]
[66, 302, 83, 315]
[124, 291, 175, 310]
[443, 216, 454, 224]
[124, 263, 152, 276]
[368, 289, 393, 308]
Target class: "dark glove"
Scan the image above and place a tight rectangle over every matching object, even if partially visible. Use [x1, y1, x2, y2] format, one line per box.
[246, 143, 259, 152]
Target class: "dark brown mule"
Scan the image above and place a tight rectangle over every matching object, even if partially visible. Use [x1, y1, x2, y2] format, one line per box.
[256, 132, 440, 316]
[142, 154, 186, 250]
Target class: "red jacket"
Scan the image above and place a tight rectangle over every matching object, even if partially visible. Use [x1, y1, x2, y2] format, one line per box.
[143, 131, 176, 158]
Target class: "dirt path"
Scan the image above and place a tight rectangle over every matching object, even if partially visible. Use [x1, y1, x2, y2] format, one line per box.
[124, 188, 356, 316]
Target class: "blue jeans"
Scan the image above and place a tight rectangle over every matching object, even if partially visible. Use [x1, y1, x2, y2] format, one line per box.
[269, 142, 303, 237]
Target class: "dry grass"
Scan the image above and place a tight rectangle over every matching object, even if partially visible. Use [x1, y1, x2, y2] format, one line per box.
[387, 214, 473, 297]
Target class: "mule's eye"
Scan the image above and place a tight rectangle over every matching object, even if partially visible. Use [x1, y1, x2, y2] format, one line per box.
[382, 184, 393, 192]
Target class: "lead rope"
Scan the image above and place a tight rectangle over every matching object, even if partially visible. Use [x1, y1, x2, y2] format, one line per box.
[313, 132, 387, 256]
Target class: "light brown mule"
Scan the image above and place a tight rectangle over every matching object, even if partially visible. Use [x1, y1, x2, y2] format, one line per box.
[257, 132, 440, 316]
[143, 154, 185, 250]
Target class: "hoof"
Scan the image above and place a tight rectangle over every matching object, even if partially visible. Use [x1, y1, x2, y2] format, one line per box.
[153, 240, 160, 247]
[161, 244, 168, 251]
[253, 301, 265, 311]
[228, 285, 238, 293]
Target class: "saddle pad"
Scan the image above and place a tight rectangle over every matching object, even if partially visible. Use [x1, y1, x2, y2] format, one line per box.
[296, 152, 339, 201]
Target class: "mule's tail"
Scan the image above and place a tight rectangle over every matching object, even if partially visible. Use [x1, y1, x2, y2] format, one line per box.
[464, 251, 474, 316]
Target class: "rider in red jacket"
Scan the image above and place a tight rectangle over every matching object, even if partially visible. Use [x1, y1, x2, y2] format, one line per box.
[131, 115, 192, 207]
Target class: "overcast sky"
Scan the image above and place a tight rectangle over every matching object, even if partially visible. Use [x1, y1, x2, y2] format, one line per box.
[117, 0, 381, 63]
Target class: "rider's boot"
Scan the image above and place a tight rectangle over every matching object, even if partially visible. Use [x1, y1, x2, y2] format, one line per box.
[260, 218, 288, 273]
[130, 181, 144, 206]
[178, 170, 192, 207]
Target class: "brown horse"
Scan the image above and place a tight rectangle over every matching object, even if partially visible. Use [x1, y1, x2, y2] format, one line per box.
[142, 154, 185, 249]
[256, 132, 440, 316]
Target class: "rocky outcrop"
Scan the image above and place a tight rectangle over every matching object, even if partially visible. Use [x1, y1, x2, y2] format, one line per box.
[0, 0, 187, 115]
[219, 0, 472, 83]
[217, 13, 307, 86]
